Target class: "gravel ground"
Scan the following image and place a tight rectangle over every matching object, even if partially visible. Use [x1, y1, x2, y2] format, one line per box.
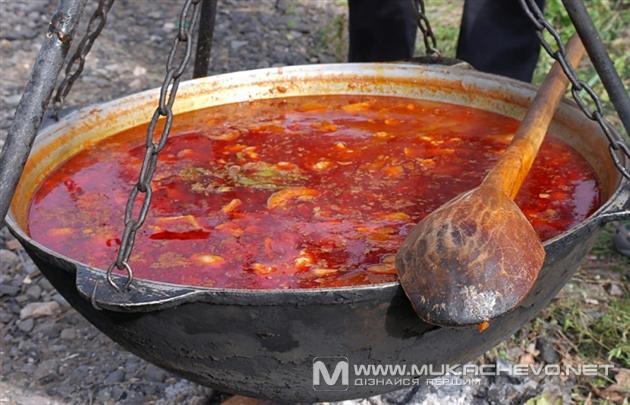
[0, 1, 579, 404]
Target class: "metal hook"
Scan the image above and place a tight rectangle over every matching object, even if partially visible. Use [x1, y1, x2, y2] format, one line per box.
[106, 262, 133, 292]
[91, 262, 133, 310]
[90, 281, 102, 311]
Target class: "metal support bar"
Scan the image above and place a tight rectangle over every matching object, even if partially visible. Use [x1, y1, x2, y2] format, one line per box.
[193, 0, 218, 78]
[562, 0, 630, 136]
[0, 0, 88, 222]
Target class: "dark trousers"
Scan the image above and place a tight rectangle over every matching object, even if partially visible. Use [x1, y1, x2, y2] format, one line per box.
[347, 0, 546, 83]
[347, 0, 418, 63]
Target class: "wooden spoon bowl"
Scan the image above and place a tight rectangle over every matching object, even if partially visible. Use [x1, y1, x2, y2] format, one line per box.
[396, 185, 544, 326]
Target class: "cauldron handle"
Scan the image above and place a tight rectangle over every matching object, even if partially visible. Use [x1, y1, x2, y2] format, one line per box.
[75, 264, 202, 312]
[597, 207, 630, 224]
[596, 185, 630, 224]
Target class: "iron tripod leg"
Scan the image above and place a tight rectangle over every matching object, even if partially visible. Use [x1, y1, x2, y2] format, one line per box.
[193, 0, 218, 78]
[562, 0, 630, 137]
[0, 0, 88, 222]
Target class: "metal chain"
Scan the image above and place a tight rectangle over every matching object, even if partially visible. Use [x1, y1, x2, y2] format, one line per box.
[51, 0, 115, 117]
[107, 0, 201, 290]
[520, 0, 630, 179]
[412, 0, 439, 56]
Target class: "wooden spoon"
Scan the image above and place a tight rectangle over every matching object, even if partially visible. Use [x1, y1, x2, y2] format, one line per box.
[396, 34, 586, 327]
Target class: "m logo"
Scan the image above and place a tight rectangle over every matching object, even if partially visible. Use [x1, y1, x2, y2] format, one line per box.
[312, 357, 349, 391]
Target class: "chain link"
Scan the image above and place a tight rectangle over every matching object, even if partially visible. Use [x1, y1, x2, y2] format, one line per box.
[519, 0, 630, 179]
[107, 0, 201, 291]
[51, 0, 115, 117]
[412, 0, 439, 56]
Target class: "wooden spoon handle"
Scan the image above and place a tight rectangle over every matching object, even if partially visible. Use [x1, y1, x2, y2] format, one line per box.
[483, 34, 586, 199]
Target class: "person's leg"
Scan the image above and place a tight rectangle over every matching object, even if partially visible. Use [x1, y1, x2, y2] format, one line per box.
[347, 0, 417, 62]
[456, 0, 546, 82]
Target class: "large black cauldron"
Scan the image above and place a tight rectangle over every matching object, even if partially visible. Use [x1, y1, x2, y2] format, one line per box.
[6, 64, 629, 401]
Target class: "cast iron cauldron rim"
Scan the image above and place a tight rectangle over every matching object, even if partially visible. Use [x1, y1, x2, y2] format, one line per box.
[5, 62, 629, 306]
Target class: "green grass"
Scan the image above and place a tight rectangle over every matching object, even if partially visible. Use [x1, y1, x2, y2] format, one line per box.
[548, 295, 629, 367]
[431, 24, 460, 57]
[532, 0, 630, 132]
[318, 11, 347, 62]
[590, 221, 630, 274]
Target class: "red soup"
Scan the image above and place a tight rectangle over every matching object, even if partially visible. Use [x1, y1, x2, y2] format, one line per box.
[28, 95, 601, 289]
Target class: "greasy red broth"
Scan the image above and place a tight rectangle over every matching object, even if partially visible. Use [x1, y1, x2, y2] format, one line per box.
[28, 95, 601, 288]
